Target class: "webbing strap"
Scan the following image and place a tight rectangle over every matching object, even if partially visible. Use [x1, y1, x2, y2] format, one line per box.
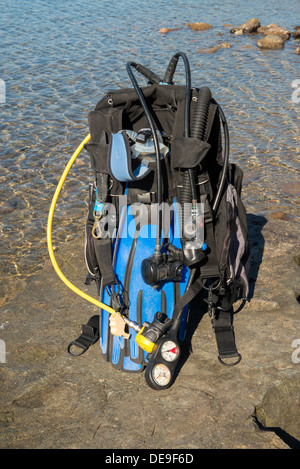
[67, 315, 99, 356]
[212, 309, 241, 365]
[172, 276, 203, 318]
[93, 237, 116, 287]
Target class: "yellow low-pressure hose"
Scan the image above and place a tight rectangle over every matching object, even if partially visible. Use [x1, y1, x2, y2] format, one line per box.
[46, 133, 116, 315]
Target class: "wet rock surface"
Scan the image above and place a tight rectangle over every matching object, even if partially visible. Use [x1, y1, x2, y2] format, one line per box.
[188, 22, 213, 31]
[230, 18, 261, 34]
[159, 18, 299, 56]
[0, 214, 299, 449]
[257, 35, 284, 49]
[197, 42, 232, 54]
[292, 26, 300, 39]
[262, 24, 291, 41]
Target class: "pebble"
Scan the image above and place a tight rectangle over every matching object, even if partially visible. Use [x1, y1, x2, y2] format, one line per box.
[159, 27, 183, 34]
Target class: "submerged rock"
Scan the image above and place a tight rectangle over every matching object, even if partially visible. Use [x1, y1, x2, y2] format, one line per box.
[0, 201, 17, 215]
[269, 211, 288, 220]
[257, 35, 284, 49]
[230, 18, 261, 34]
[220, 42, 232, 48]
[197, 42, 232, 54]
[188, 22, 212, 31]
[159, 27, 183, 34]
[295, 47, 300, 55]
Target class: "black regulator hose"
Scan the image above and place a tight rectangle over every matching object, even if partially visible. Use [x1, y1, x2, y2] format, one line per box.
[191, 86, 212, 141]
[211, 98, 230, 213]
[126, 62, 163, 255]
[181, 86, 212, 242]
[129, 62, 162, 85]
[164, 52, 197, 206]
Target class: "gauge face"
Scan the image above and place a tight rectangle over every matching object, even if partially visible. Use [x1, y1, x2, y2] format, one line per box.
[152, 364, 171, 387]
[160, 340, 179, 362]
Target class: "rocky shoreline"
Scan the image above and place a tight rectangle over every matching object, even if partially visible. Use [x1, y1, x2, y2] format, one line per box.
[160, 18, 300, 54]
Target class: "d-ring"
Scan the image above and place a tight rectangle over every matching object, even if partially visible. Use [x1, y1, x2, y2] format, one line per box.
[218, 353, 242, 366]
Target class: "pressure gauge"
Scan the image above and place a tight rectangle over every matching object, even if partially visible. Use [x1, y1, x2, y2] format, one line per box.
[145, 334, 181, 390]
[151, 364, 171, 387]
[160, 340, 179, 362]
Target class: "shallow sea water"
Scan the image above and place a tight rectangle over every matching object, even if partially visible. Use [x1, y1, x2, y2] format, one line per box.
[1, 0, 299, 305]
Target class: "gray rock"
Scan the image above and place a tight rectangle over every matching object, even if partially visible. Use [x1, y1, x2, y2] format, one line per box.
[255, 375, 300, 441]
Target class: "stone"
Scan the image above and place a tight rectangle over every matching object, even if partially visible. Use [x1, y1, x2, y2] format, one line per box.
[159, 27, 170, 34]
[197, 42, 232, 54]
[293, 27, 300, 39]
[295, 47, 300, 55]
[257, 26, 268, 34]
[255, 375, 300, 441]
[269, 211, 288, 220]
[220, 42, 232, 48]
[230, 18, 261, 34]
[189, 22, 212, 31]
[263, 24, 291, 41]
[159, 27, 183, 34]
[257, 35, 284, 49]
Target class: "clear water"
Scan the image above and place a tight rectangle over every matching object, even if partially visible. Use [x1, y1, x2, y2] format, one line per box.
[1, 0, 299, 305]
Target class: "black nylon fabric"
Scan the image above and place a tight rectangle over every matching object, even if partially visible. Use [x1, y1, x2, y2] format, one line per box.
[170, 137, 211, 169]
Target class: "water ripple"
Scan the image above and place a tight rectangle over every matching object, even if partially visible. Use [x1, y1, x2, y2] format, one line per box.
[0, 0, 299, 305]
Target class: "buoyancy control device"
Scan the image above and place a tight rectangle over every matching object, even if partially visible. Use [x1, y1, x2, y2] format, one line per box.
[47, 52, 250, 390]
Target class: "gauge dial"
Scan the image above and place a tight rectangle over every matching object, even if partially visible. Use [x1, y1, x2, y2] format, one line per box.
[152, 364, 171, 387]
[160, 340, 179, 362]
